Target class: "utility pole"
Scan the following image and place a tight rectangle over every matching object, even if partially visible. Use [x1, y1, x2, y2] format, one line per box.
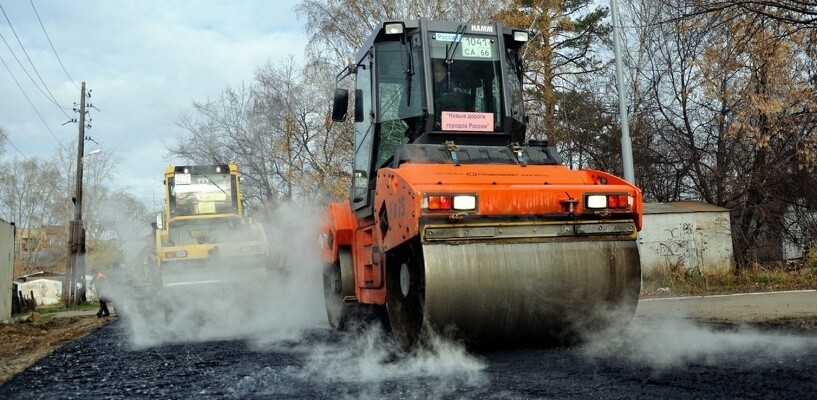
[611, 0, 635, 184]
[66, 82, 87, 304]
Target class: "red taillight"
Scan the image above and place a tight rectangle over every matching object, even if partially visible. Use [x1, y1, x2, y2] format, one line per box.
[164, 250, 187, 259]
[439, 196, 452, 210]
[608, 195, 629, 209]
[428, 195, 453, 210]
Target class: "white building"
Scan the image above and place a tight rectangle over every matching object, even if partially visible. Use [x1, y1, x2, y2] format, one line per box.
[14, 277, 64, 306]
[638, 202, 734, 275]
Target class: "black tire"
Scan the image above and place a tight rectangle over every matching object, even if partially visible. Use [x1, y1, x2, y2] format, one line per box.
[385, 241, 426, 352]
[324, 247, 389, 331]
[323, 248, 356, 329]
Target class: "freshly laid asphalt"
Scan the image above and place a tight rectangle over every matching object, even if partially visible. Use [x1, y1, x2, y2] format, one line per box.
[2, 291, 815, 399]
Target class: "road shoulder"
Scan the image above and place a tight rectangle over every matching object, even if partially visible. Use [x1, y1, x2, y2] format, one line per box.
[0, 313, 112, 385]
[637, 290, 817, 331]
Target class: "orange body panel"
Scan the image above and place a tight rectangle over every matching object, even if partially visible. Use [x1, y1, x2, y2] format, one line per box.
[319, 201, 356, 262]
[375, 163, 642, 250]
[322, 162, 643, 306]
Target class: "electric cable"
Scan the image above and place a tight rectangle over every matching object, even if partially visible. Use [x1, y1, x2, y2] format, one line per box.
[0, 3, 72, 118]
[0, 52, 64, 143]
[3, 136, 30, 159]
[29, 0, 79, 90]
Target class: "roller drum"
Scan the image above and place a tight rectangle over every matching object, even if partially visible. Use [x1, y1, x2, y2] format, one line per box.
[421, 240, 641, 345]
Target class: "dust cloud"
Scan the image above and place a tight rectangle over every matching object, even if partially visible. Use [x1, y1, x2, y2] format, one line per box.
[245, 323, 487, 400]
[581, 304, 817, 371]
[108, 201, 486, 398]
[297, 325, 486, 387]
[110, 203, 326, 349]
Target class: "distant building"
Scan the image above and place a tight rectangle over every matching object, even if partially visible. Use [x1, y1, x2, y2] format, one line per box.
[14, 271, 64, 306]
[638, 202, 734, 275]
[16, 225, 66, 253]
[782, 209, 817, 261]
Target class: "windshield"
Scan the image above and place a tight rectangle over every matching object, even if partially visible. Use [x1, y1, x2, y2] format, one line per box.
[374, 40, 422, 167]
[169, 173, 237, 217]
[429, 31, 504, 132]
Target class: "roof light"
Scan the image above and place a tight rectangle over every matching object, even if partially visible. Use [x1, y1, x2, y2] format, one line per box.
[384, 22, 404, 35]
[513, 30, 530, 42]
[215, 166, 222, 173]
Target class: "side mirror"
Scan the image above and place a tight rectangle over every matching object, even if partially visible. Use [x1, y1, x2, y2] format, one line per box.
[332, 89, 349, 122]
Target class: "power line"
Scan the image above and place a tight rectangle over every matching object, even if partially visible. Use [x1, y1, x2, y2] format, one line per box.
[3, 136, 30, 160]
[0, 3, 72, 119]
[29, 0, 78, 90]
[0, 52, 64, 143]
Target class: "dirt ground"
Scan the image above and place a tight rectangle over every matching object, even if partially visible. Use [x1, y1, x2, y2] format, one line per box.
[0, 312, 111, 385]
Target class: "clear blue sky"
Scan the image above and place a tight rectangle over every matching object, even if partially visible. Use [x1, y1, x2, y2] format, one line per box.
[0, 0, 306, 209]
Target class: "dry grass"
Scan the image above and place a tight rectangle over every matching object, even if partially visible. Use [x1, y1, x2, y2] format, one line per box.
[36, 302, 98, 315]
[641, 261, 817, 297]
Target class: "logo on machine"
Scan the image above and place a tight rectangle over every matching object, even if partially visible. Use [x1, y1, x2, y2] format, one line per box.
[470, 25, 494, 33]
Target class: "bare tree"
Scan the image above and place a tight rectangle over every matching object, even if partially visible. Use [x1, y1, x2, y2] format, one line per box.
[615, 0, 817, 266]
[169, 56, 353, 210]
[253, 58, 353, 202]
[496, 0, 613, 143]
[0, 126, 7, 158]
[0, 156, 63, 269]
[297, 0, 505, 70]
[685, 1, 817, 27]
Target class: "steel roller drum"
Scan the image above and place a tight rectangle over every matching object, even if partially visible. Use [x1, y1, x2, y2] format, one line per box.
[421, 239, 641, 345]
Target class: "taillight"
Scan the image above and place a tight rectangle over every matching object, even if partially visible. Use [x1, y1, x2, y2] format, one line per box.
[585, 194, 631, 210]
[427, 195, 446, 210]
[608, 195, 629, 209]
[164, 250, 187, 259]
[423, 194, 477, 211]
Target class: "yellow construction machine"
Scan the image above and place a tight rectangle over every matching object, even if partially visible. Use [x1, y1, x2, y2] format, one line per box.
[153, 163, 274, 297]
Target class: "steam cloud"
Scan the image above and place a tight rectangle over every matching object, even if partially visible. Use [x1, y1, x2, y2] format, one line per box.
[112, 203, 326, 348]
[582, 308, 817, 371]
[108, 202, 486, 399]
[103, 199, 817, 395]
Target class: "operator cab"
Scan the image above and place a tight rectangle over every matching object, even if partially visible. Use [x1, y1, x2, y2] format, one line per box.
[332, 19, 538, 216]
[165, 165, 241, 221]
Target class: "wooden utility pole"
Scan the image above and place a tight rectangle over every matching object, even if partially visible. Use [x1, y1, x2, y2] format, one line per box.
[66, 82, 87, 304]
